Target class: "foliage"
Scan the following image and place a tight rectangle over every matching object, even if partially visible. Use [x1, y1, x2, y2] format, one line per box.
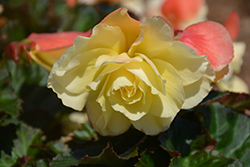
[0, 1, 250, 166]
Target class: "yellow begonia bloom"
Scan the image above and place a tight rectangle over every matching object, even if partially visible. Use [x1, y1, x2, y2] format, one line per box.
[48, 8, 215, 136]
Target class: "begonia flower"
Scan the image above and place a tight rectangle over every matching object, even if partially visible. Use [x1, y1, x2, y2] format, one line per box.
[47, 8, 221, 136]
[4, 31, 92, 71]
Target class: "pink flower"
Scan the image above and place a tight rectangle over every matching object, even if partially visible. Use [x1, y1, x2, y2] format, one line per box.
[4, 31, 92, 71]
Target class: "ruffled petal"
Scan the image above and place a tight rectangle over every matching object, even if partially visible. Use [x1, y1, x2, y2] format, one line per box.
[124, 60, 166, 95]
[128, 16, 173, 57]
[154, 41, 209, 85]
[101, 8, 141, 50]
[182, 61, 215, 109]
[151, 59, 184, 116]
[108, 71, 152, 121]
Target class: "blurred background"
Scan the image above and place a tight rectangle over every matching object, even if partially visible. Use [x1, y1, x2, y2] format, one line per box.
[207, 0, 250, 91]
[0, 0, 249, 91]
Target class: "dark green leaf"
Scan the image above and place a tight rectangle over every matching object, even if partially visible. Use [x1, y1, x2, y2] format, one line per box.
[79, 143, 126, 166]
[234, 135, 250, 166]
[205, 102, 250, 166]
[0, 67, 22, 117]
[170, 150, 243, 167]
[162, 110, 203, 157]
[50, 153, 79, 167]
[159, 133, 181, 158]
[135, 151, 154, 167]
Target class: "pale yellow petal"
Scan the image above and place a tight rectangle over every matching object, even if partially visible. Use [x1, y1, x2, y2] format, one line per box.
[87, 92, 131, 136]
[128, 16, 173, 57]
[155, 41, 209, 85]
[182, 62, 215, 109]
[49, 48, 115, 94]
[131, 113, 176, 135]
[109, 83, 152, 121]
[95, 52, 142, 68]
[124, 61, 165, 95]
[99, 68, 152, 121]
[101, 8, 141, 50]
[29, 46, 68, 71]
[150, 59, 184, 117]
[47, 80, 89, 111]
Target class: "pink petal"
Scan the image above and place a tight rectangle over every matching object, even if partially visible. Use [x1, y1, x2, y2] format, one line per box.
[27, 30, 92, 51]
[223, 11, 240, 41]
[179, 21, 234, 72]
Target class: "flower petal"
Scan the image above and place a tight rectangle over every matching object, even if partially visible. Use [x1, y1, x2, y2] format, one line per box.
[154, 41, 209, 85]
[131, 113, 175, 135]
[179, 21, 234, 71]
[124, 61, 165, 95]
[101, 8, 141, 50]
[128, 16, 173, 57]
[87, 91, 131, 136]
[108, 70, 152, 121]
[28, 31, 92, 51]
[29, 46, 69, 71]
[182, 61, 215, 109]
[151, 59, 184, 117]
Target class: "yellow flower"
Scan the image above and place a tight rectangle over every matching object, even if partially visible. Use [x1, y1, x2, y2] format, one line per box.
[48, 8, 215, 136]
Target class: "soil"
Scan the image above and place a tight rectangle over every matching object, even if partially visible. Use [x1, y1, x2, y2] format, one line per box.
[207, 0, 250, 89]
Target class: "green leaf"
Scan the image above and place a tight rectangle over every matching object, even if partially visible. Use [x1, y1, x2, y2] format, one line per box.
[0, 66, 22, 117]
[0, 151, 16, 167]
[5, 60, 49, 94]
[50, 143, 126, 167]
[135, 151, 154, 167]
[161, 111, 203, 157]
[73, 123, 98, 141]
[12, 123, 43, 158]
[205, 102, 250, 166]
[79, 143, 125, 166]
[49, 153, 79, 167]
[159, 133, 181, 158]
[0, 123, 43, 166]
[234, 135, 250, 166]
[169, 150, 243, 167]
[47, 141, 70, 155]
